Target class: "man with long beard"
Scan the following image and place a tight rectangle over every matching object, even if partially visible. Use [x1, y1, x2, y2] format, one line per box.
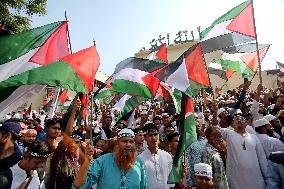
[73, 128, 147, 189]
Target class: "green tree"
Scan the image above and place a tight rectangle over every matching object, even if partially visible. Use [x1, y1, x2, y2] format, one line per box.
[0, 0, 47, 33]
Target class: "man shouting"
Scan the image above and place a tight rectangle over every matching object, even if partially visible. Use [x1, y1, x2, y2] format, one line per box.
[73, 128, 147, 189]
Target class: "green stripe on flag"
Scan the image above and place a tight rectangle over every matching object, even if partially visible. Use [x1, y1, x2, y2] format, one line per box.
[111, 79, 153, 98]
[0, 61, 88, 93]
[0, 21, 64, 65]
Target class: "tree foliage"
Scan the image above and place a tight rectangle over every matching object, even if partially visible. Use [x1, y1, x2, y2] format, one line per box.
[0, 0, 47, 33]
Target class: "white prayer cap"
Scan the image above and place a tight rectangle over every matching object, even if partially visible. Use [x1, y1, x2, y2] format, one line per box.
[246, 101, 253, 106]
[194, 163, 213, 178]
[217, 108, 226, 116]
[141, 106, 147, 110]
[264, 114, 277, 122]
[118, 128, 134, 138]
[162, 113, 169, 117]
[281, 127, 284, 135]
[141, 110, 148, 115]
[253, 118, 270, 128]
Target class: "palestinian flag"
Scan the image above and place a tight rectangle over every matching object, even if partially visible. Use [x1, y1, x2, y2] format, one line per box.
[213, 43, 270, 76]
[95, 84, 114, 99]
[58, 89, 69, 105]
[0, 21, 69, 83]
[156, 44, 211, 97]
[276, 61, 284, 72]
[146, 43, 168, 64]
[200, 0, 255, 41]
[156, 83, 171, 101]
[0, 46, 100, 94]
[168, 95, 197, 183]
[111, 57, 164, 98]
[114, 94, 139, 122]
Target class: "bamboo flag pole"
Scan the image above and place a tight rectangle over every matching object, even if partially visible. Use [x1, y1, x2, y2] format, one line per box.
[251, 0, 262, 85]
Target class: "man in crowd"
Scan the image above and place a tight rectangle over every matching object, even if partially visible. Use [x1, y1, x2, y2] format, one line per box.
[133, 128, 146, 155]
[73, 128, 147, 189]
[0, 121, 22, 172]
[254, 118, 284, 158]
[139, 123, 173, 189]
[221, 114, 267, 189]
[0, 141, 52, 189]
[193, 163, 214, 189]
[201, 126, 229, 189]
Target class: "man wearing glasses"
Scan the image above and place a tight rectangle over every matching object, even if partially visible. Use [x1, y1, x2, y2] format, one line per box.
[220, 114, 267, 189]
[73, 128, 147, 189]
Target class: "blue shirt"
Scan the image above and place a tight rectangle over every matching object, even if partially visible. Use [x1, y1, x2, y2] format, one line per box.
[72, 153, 147, 189]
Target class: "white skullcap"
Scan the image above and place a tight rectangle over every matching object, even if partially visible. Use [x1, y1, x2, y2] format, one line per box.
[194, 163, 213, 178]
[162, 113, 169, 117]
[253, 118, 270, 128]
[118, 128, 134, 138]
[141, 110, 148, 115]
[264, 114, 277, 122]
[217, 108, 226, 116]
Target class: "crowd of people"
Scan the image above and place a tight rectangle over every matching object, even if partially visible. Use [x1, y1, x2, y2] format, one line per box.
[0, 80, 283, 189]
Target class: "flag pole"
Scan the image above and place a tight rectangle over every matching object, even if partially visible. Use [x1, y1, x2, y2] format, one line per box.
[88, 39, 97, 146]
[65, 11, 73, 54]
[251, 0, 262, 85]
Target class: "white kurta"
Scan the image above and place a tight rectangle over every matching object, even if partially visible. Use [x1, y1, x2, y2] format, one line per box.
[221, 129, 267, 189]
[10, 164, 45, 189]
[139, 148, 173, 189]
[256, 134, 284, 158]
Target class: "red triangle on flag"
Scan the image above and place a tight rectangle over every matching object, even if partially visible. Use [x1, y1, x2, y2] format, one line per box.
[185, 97, 194, 114]
[58, 89, 68, 105]
[240, 46, 270, 72]
[185, 44, 210, 87]
[61, 46, 100, 92]
[155, 44, 168, 63]
[29, 21, 69, 65]
[157, 83, 170, 101]
[142, 68, 162, 96]
[226, 69, 234, 79]
[226, 3, 256, 38]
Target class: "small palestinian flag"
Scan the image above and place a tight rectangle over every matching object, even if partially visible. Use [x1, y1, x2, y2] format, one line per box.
[156, 44, 211, 97]
[146, 43, 168, 64]
[111, 57, 164, 98]
[214, 43, 270, 76]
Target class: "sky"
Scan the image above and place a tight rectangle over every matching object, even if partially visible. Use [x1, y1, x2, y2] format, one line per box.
[31, 0, 284, 75]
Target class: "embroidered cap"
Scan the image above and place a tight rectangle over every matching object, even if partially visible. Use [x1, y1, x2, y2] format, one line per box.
[118, 128, 134, 138]
[194, 163, 213, 178]
[133, 128, 145, 135]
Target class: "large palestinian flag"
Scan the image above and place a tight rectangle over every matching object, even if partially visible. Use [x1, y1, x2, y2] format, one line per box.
[156, 44, 211, 96]
[0, 46, 100, 94]
[111, 57, 165, 98]
[0, 21, 69, 83]
[213, 43, 270, 76]
[199, 0, 256, 54]
[201, 0, 255, 40]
